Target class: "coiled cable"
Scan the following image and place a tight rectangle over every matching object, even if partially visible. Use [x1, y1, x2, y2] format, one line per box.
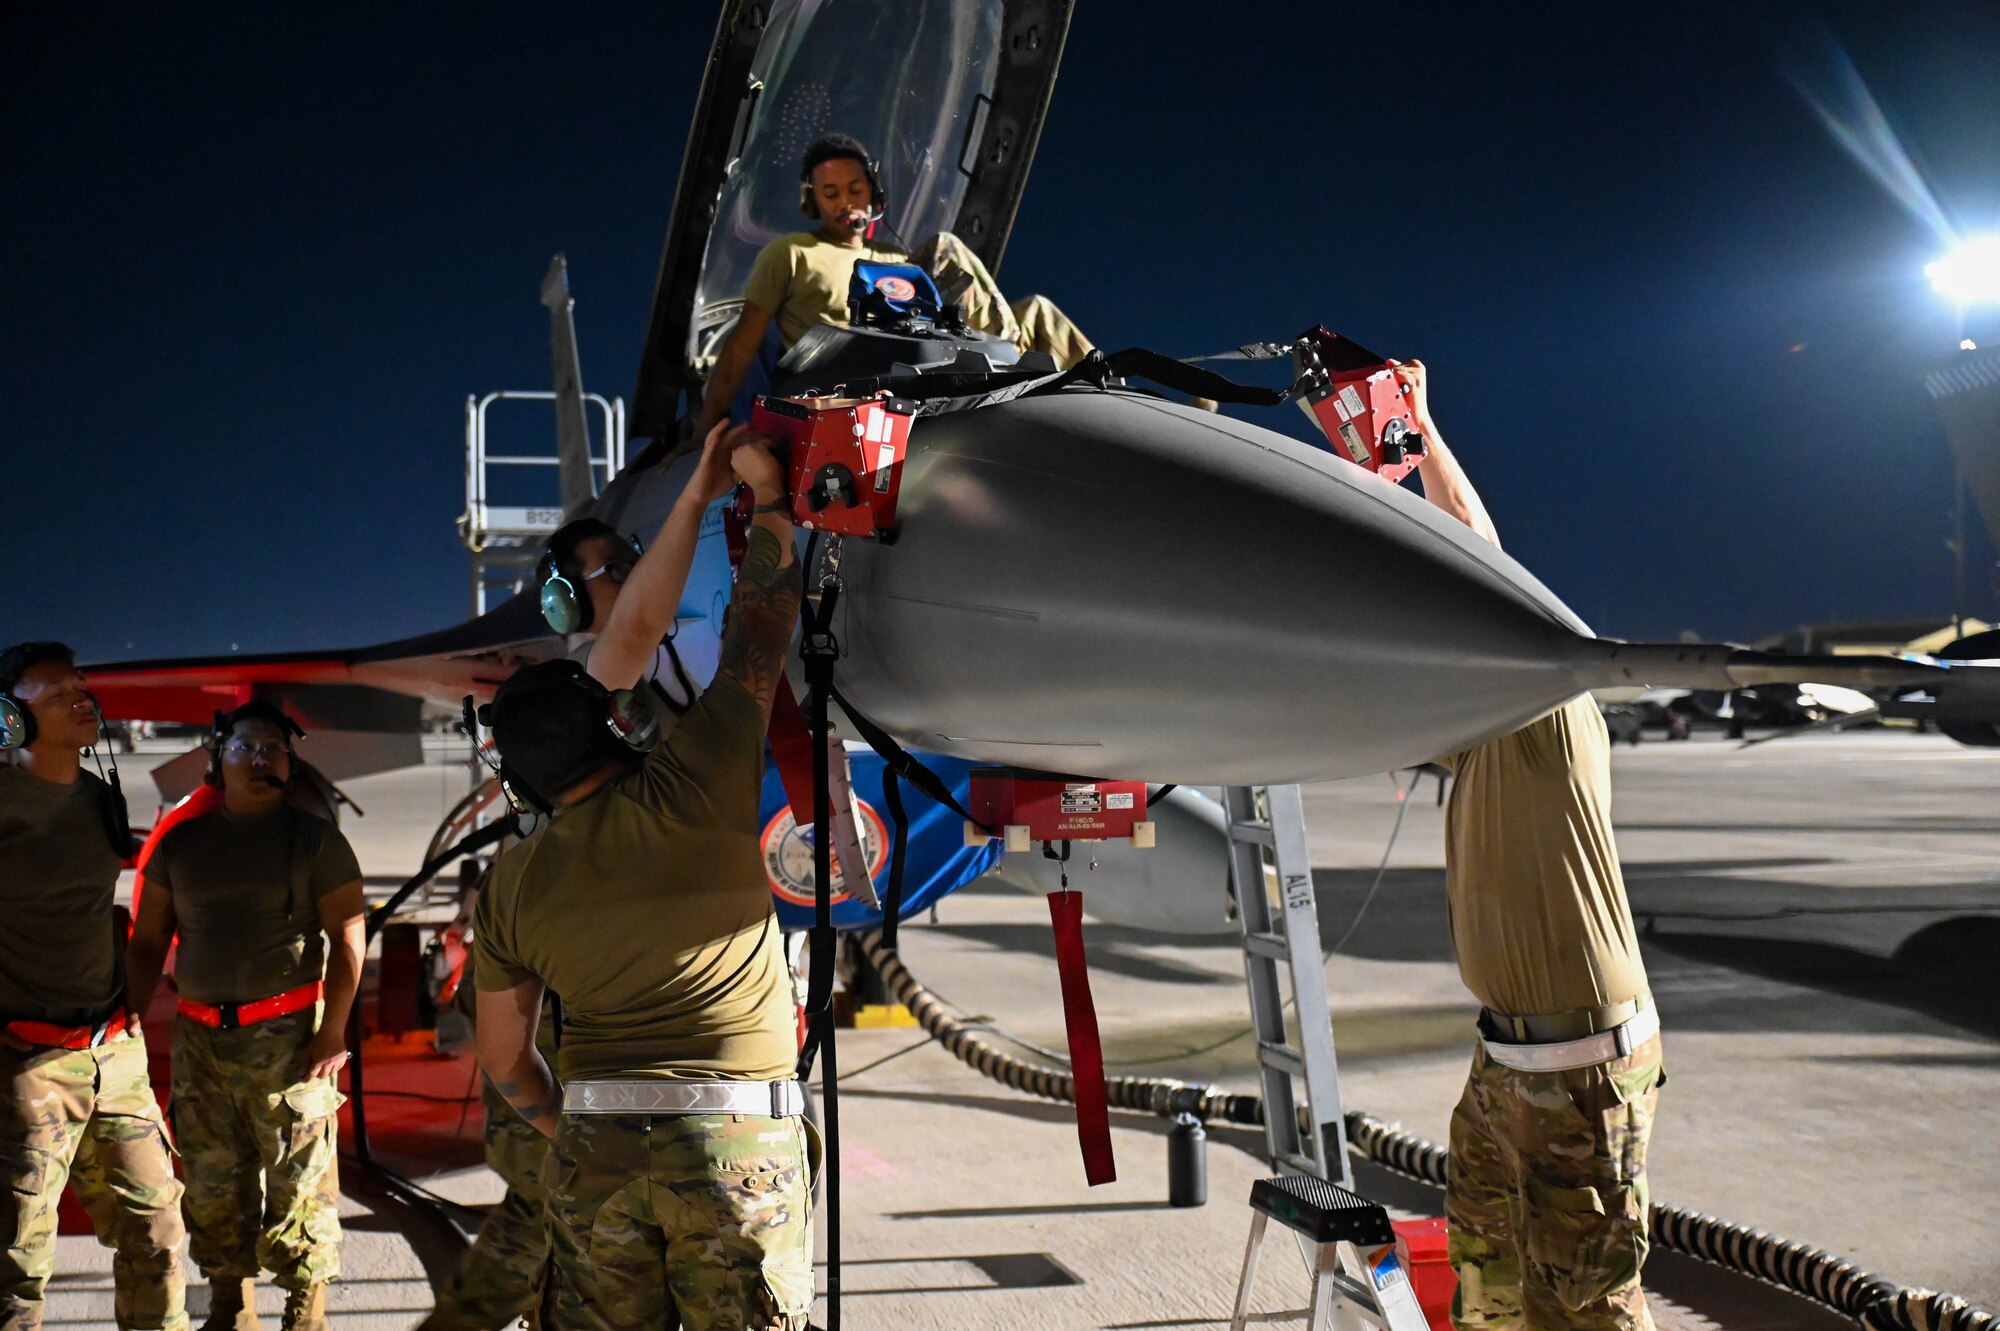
[856, 931, 1997, 1331]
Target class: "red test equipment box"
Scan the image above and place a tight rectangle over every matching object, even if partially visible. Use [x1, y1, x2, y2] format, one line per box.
[1291, 326, 1429, 484]
[965, 769, 1156, 851]
[751, 391, 916, 539]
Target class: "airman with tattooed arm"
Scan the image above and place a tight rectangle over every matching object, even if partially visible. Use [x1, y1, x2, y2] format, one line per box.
[472, 422, 813, 1331]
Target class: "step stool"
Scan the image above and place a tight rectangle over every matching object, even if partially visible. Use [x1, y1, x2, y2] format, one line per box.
[1229, 1175, 1432, 1331]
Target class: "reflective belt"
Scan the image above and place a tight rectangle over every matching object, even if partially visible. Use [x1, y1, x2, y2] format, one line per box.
[562, 1079, 807, 1118]
[4, 1009, 130, 1051]
[177, 980, 322, 1030]
[1479, 1002, 1660, 1073]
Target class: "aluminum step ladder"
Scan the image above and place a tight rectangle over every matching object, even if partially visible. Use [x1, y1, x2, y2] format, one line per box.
[1222, 785, 1351, 1187]
[1229, 1175, 1432, 1331]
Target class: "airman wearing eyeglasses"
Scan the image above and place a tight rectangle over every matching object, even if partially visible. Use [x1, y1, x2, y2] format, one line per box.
[124, 704, 364, 1331]
[539, 517, 702, 735]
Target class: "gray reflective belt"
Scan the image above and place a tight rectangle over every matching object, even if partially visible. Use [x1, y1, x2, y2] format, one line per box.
[1480, 1003, 1661, 1073]
[561, 1080, 806, 1117]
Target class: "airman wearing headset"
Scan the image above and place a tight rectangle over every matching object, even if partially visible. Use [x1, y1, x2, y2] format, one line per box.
[0, 640, 189, 1331]
[414, 503, 726, 1331]
[471, 421, 814, 1330]
[124, 703, 365, 1331]
[538, 516, 700, 726]
[689, 131, 1095, 441]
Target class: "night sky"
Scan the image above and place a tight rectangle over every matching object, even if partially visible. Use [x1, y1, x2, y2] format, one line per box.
[6, 2, 1998, 663]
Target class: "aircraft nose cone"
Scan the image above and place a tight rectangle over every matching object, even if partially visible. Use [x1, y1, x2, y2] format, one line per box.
[829, 390, 1600, 783]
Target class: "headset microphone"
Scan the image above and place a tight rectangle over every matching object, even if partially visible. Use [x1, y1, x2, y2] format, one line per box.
[83, 692, 132, 856]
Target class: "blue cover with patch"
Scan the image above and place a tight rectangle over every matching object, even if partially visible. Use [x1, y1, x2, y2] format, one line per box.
[757, 749, 999, 930]
[850, 261, 942, 320]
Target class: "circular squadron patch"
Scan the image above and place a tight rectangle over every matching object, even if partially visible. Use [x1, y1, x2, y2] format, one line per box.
[760, 800, 889, 907]
[874, 275, 917, 301]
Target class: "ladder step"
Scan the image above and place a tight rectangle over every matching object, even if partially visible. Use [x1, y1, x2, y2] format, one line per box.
[1273, 1151, 1324, 1177]
[1258, 1042, 1305, 1076]
[1243, 931, 1290, 961]
[1228, 822, 1276, 847]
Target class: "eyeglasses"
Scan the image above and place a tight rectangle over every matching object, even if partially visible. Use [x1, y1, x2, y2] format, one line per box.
[223, 740, 288, 761]
[583, 559, 636, 586]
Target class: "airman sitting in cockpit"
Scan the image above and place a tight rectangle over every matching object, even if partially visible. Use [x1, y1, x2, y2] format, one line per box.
[690, 132, 1094, 439]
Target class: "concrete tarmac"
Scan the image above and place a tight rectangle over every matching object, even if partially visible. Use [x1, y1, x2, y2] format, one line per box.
[43, 729, 1998, 1327]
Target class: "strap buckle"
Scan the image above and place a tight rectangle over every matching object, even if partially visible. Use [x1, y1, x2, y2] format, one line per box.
[800, 627, 840, 662]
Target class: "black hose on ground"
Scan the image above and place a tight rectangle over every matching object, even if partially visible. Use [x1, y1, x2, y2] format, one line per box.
[856, 932, 1997, 1331]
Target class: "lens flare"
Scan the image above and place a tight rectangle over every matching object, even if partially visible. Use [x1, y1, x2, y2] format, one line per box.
[1926, 236, 2000, 307]
[1787, 42, 1959, 248]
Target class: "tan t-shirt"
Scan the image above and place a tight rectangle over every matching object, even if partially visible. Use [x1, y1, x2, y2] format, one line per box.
[0, 765, 125, 1025]
[742, 231, 912, 347]
[474, 674, 795, 1084]
[1439, 694, 1648, 1018]
[146, 805, 361, 1005]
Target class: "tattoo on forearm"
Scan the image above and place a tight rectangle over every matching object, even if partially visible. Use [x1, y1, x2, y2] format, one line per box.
[719, 526, 803, 716]
[495, 1077, 560, 1128]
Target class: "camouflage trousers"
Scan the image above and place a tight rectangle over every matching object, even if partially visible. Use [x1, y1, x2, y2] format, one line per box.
[170, 1011, 342, 1290]
[540, 1111, 814, 1331]
[910, 232, 1096, 370]
[1447, 1032, 1665, 1331]
[418, 1080, 550, 1331]
[0, 1033, 188, 1330]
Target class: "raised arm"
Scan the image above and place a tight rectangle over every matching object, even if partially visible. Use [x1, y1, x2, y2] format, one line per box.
[689, 302, 775, 443]
[1398, 359, 1500, 548]
[586, 421, 759, 692]
[715, 441, 801, 721]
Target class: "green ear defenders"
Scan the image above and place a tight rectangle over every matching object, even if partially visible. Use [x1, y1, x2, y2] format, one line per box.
[0, 693, 34, 752]
[538, 529, 643, 636]
[538, 551, 587, 636]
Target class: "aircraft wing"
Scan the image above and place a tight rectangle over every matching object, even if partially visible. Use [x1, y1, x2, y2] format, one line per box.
[82, 592, 561, 730]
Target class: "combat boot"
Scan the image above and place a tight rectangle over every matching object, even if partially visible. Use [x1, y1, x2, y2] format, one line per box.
[280, 1283, 328, 1331]
[200, 1278, 262, 1331]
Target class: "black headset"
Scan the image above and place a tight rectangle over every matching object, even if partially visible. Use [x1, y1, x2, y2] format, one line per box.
[464, 661, 660, 816]
[0, 662, 129, 855]
[207, 703, 305, 787]
[799, 140, 885, 221]
[0, 690, 35, 752]
[538, 529, 644, 636]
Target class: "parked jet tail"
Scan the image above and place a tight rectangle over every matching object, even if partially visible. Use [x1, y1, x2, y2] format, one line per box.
[543, 254, 599, 521]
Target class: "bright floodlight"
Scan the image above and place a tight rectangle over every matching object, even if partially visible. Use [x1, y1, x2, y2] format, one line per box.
[1927, 235, 2000, 305]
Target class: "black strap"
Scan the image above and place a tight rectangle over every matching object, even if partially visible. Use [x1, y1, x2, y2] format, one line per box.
[794, 575, 843, 1329]
[838, 345, 1296, 423]
[1097, 348, 1289, 405]
[827, 685, 988, 832]
[797, 584, 842, 1029]
[878, 769, 909, 949]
